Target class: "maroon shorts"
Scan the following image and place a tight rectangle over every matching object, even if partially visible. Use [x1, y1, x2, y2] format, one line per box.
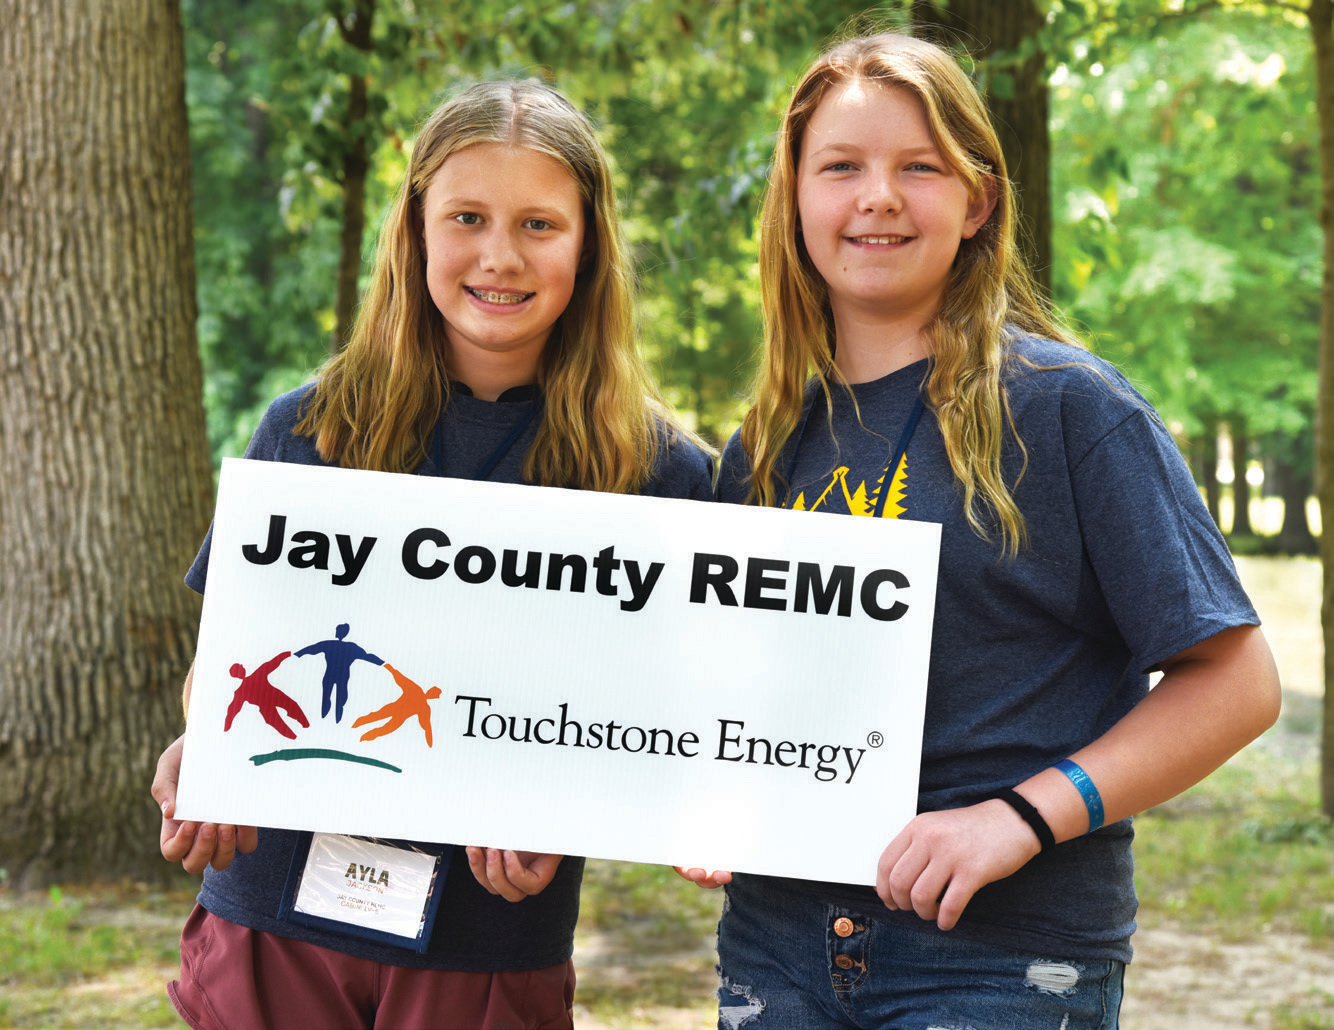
[167, 905, 575, 1030]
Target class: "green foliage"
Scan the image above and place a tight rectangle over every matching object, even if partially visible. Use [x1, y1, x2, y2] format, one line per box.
[1051, 7, 1318, 460]
[185, 0, 1323, 469]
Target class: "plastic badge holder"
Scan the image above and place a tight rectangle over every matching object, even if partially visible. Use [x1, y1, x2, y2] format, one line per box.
[278, 831, 452, 954]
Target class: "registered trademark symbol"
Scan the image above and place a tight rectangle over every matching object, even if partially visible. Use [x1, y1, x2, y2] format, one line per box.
[867, 731, 884, 748]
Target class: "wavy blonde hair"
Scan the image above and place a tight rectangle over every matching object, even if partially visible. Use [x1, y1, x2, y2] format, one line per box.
[296, 79, 671, 492]
[742, 33, 1081, 554]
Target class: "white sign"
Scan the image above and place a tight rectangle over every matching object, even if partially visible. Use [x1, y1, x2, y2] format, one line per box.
[176, 458, 940, 886]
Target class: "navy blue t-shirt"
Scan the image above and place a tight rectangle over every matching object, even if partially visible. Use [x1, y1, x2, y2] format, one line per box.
[186, 382, 714, 971]
[716, 335, 1258, 963]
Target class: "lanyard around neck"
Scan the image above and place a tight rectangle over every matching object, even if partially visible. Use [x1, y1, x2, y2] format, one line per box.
[432, 396, 543, 482]
[780, 388, 925, 515]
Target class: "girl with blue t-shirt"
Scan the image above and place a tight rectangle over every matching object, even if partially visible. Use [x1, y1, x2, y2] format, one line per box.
[678, 32, 1280, 1029]
[152, 80, 712, 1029]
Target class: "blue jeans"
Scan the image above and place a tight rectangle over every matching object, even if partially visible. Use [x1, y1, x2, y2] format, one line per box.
[716, 875, 1124, 1029]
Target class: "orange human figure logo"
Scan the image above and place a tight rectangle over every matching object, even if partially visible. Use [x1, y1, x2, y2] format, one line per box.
[223, 651, 309, 740]
[352, 663, 442, 747]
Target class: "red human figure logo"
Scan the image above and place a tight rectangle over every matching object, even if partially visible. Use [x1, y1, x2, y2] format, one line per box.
[222, 651, 308, 740]
[352, 663, 442, 747]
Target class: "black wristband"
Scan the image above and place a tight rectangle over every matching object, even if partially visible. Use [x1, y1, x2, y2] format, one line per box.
[987, 788, 1055, 852]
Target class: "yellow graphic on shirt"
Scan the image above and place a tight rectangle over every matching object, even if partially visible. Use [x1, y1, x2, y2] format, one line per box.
[790, 455, 909, 518]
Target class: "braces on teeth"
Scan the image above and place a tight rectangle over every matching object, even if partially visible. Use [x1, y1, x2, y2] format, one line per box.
[469, 287, 531, 304]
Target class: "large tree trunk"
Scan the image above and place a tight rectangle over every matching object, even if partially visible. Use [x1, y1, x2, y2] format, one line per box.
[913, 0, 1051, 294]
[0, 0, 214, 885]
[1310, 0, 1334, 819]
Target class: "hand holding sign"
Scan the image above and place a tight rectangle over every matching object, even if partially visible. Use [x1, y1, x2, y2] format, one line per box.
[673, 865, 732, 890]
[153, 726, 258, 874]
[466, 847, 564, 902]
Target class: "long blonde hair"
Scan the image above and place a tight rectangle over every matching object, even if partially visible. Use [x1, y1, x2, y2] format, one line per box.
[297, 79, 668, 493]
[742, 33, 1080, 554]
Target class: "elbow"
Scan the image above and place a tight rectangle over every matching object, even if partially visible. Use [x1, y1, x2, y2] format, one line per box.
[1240, 626, 1283, 741]
[1255, 662, 1283, 736]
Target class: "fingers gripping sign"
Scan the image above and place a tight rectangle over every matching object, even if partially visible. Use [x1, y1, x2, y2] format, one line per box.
[672, 866, 732, 889]
[465, 847, 563, 903]
[152, 733, 258, 875]
[875, 799, 1044, 931]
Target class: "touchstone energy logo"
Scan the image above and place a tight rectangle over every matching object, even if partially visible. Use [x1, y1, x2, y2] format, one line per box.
[221, 625, 883, 785]
[452, 695, 878, 784]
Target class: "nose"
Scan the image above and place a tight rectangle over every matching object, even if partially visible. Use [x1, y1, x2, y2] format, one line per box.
[479, 227, 523, 274]
[859, 170, 902, 214]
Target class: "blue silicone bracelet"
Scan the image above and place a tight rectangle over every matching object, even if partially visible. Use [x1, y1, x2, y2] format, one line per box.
[1055, 759, 1105, 832]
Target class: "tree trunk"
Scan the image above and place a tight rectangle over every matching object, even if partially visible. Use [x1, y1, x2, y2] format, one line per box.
[0, 0, 214, 885]
[332, 0, 376, 355]
[1309, 0, 1334, 819]
[913, 0, 1051, 294]
[1201, 421, 1222, 528]
[1231, 421, 1254, 537]
[1271, 437, 1318, 555]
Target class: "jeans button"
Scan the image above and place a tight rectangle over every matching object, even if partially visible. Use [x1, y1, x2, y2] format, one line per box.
[834, 954, 855, 970]
[834, 917, 854, 937]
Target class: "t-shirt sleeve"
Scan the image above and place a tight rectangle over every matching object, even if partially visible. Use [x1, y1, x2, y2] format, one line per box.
[1068, 404, 1259, 673]
[715, 430, 753, 505]
[642, 426, 716, 501]
[184, 389, 312, 595]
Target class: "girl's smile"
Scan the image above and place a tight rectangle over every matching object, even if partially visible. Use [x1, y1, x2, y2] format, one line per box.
[422, 143, 586, 399]
[463, 287, 536, 305]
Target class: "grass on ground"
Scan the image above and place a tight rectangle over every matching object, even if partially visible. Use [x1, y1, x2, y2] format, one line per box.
[1, 741, 1328, 1028]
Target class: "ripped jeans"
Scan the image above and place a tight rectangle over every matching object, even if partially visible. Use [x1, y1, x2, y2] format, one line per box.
[716, 875, 1123, 1030]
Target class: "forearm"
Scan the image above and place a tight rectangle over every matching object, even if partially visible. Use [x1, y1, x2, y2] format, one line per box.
[181, 660, 195, 716]
[1014, 624, 1281, 843]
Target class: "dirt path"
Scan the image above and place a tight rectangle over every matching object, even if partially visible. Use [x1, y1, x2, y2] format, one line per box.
[1122, 923, 1334, 1028]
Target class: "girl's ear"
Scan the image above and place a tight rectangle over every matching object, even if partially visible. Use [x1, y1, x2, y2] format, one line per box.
[962, 173, 999, 240]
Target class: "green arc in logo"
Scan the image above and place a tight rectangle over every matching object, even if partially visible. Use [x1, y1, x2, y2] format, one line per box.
[249, 748, 402, 773]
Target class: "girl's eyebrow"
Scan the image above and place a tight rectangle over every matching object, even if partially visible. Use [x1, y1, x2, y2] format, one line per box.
[807, 141, 942, 160]
[432, 194, 490, 209]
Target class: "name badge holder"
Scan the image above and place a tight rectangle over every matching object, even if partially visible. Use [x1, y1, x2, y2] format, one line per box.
[278, 831, 452, 954]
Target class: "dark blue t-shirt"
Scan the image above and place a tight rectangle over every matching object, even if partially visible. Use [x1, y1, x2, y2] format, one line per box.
[716, 335, 1258, 963]
[186, 382, 714, 971]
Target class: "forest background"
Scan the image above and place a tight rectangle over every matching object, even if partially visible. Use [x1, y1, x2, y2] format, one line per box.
[1, 1, 1332, 1023]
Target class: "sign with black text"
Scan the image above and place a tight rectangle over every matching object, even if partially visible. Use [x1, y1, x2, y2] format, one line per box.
[175, 458, 941, 885]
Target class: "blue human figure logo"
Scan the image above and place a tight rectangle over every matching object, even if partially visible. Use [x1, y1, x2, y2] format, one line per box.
[294, 623, 384, 723]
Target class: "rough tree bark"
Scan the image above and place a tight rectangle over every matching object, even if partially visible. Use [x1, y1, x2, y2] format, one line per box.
[0, 0, 214, 884]
[1310, 0, 1334, 819]
[913, 0, 1051, 294]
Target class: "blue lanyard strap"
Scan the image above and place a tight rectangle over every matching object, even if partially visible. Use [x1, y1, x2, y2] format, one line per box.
[779, 388, 925, 514]
[432, 396, 543, 482]
[871, 394, 925, 519]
